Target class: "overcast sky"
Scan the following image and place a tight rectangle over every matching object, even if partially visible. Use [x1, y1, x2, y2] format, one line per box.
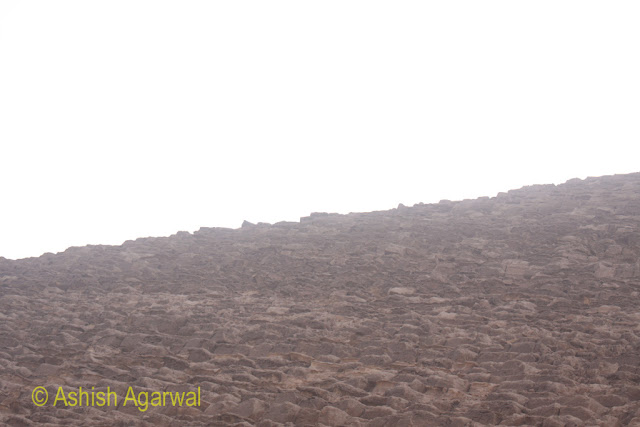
[1, 1, 639, 260]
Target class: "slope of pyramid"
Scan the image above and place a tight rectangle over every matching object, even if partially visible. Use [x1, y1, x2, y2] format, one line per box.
[1, 173, 639, 425]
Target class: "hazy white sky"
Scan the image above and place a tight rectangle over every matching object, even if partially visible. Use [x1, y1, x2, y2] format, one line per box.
[1, 1, 639, 259]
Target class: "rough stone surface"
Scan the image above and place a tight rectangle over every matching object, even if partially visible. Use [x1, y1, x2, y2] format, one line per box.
[1, 172, 640, 425]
